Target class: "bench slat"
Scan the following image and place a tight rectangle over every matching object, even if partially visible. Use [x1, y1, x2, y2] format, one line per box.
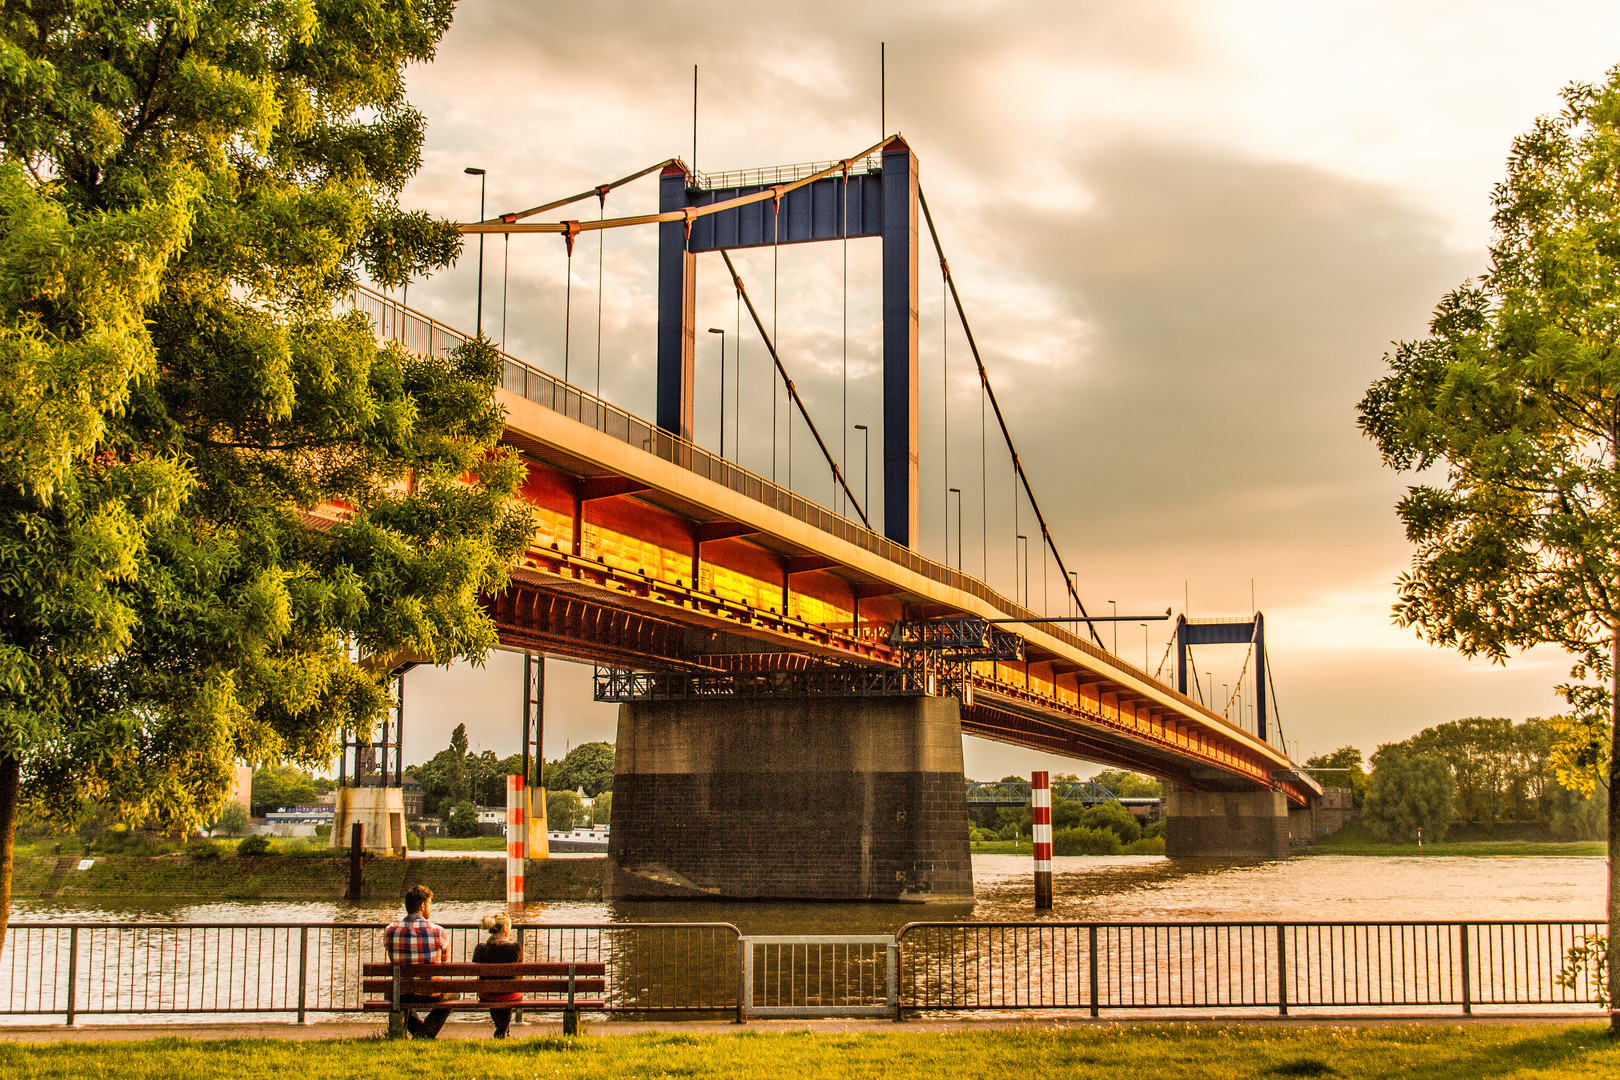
[362, 1000, 604, 1013]
[362, 978, 607, 996]
[362, 962, 605, 977]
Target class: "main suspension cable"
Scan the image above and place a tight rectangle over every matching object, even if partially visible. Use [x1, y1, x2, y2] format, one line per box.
[918, 186, 1104, 648]
[721, 250, 871, 530]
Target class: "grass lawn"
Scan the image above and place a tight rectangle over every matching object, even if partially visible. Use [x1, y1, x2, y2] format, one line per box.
[1305, 839, 1606, 857]
[1, 1026, 1616, 1079]
[422, 835, 506, 851]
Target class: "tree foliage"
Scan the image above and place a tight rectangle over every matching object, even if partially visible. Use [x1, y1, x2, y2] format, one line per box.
[1363, 746, 1457, 842]
[0, 1, 533, 949]
[250, 765, 318, 817]
[1088, 769, 1164, 799]
[1356, 70, 1620, 1015]
[1304, 746, 1370, 809]
[549, 741, 614, 798]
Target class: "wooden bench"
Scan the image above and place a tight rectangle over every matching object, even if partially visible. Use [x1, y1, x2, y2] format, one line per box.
[362, 961, 607, 1036]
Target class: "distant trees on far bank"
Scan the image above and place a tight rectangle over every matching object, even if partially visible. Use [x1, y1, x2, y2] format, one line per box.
[1308, 716, 1608, 843]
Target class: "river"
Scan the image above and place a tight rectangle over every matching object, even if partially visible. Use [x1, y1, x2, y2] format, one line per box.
[12, 854, 1606, 932]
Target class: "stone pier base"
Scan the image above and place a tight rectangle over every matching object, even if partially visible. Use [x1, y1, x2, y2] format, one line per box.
[330, 786, 408, 856]
[1163, 788, 1291, 859]
[607, 695, 974, 902]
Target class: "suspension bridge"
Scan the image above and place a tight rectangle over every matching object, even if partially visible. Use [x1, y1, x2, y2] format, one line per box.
[333, 135, 1323, 901]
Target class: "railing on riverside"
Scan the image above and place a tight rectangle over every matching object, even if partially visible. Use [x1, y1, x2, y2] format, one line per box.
[2, 919, 1605, 1024]
[896, 920, 1609, 1015]
[0, 923, 739, 1024]
[739, 936, 898, 1019]
[342, 286, 1222, 729]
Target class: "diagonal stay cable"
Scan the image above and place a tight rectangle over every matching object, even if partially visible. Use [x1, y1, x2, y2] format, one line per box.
[918, 185, 1105, 649]
[459, 136, 901, 236]
[720, 249, 872, 531]
[478, 159, 677, 226]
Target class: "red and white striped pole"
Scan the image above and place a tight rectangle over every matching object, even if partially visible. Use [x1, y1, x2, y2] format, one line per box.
[506, 774, 526, 911]
[1032, 770, 1053, 909]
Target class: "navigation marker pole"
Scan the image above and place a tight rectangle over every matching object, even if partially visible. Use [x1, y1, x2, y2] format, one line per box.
[1032, 771, 1053, 909]
[506, 774, 527, 912]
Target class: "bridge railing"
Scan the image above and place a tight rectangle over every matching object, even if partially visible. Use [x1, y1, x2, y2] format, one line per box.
[344, 286, 1257, 735]
[896, 920, 1608, 1014]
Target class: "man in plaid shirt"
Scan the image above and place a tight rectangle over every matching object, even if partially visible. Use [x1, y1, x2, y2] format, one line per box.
[384, 884, 452, 1038]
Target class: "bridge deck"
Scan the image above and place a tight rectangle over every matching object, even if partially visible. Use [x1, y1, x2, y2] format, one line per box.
[351, 287, 1317, 805]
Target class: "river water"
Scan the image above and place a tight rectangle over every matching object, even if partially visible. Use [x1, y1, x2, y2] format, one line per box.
[14, 854, 1606, 931]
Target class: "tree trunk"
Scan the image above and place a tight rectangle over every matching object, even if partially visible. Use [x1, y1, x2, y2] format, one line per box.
[0, 754, 18, 966]
[1610, 632, 1618, 1034]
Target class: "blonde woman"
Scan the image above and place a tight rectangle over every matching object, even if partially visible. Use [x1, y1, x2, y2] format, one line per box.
[473, 911, 522, 1037]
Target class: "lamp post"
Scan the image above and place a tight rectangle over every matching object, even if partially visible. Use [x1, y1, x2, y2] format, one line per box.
[1141, 623, 1149, 672]
[854, 424, 870, 513]
[465, 168, 487, 337]
[1109, 600, 1117, 654]
[1070, 572, 1078, 620]
[708, 328, 726, 458]
[1017, 535, 1028, 607]
[949, 488, 962, 571]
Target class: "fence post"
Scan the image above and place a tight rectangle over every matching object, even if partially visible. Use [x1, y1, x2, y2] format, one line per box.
[736, 937, 751, 1024]
[887, 940, 900, 1021]
[1276, 924, 1288, 1017]
[1089, 925, 1100, 1018]
[387, 963, 405, 1039]
[65, 927, 79, 1027]
[563, 964, 578, 1036]
[347, 821, 364, 901]
[296, 926, 309, 1024]
[1459, 923, 1472, 1015]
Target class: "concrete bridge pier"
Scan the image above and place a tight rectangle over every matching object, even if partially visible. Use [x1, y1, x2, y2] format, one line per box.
[606, 695, 974, 902]
[1163, 787, 1292, 859]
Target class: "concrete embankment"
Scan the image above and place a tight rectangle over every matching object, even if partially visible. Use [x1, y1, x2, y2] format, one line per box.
[10, 855, 604, 903]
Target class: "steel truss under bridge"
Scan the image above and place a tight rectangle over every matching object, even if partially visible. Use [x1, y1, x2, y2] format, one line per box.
[594, 665, 932, 702]
[889, 617, 1023, 702]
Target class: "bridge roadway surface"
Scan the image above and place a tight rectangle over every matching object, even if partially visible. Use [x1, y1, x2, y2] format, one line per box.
[350, 288, 1315, 806]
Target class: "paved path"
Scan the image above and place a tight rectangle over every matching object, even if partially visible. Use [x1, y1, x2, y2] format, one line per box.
[0, 1013, 1605, 1043]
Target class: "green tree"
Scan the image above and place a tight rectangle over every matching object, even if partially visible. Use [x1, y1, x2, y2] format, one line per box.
[588, 790, 612, 828]
[1304, 746, 1369, 809]
[0, 2, 534, 955]
[1363, 746, 1457, 843]
[446, 799, 480, 838]
[250, 765, 318, 817]
[1356, 71, 1620, 1021]
[214, 801, 251, 837]
[1088, 769, 1165, 799]
[1078, 801, 1143, 846]
[546, 789, 581, 832]
[550, 742, 615, 797]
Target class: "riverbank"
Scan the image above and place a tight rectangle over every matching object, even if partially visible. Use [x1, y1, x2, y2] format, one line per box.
[9, 855, 603, 903]
[0, 1024, 1612, 1078]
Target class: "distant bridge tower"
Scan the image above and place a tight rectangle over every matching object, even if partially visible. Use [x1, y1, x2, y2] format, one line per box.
[657, 138, 920, 547]
[1175, 613, 1267, 742]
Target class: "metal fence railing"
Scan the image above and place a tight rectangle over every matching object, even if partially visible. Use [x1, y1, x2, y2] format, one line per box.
[3, 919, 1604, 1024]
[896, 921, 1609, 1015]
[1, 923, 740, 1024]
[739, 936, 898, 1019]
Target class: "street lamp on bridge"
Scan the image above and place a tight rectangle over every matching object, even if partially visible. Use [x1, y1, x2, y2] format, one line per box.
[464, 167, 486, 337]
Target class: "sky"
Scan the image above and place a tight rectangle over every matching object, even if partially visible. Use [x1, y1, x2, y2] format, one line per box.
[382, 0, 1620, 780]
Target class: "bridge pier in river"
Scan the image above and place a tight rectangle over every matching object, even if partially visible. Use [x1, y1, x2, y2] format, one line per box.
[607, 695, 974, 902]
[1163, 787, 1292, 859]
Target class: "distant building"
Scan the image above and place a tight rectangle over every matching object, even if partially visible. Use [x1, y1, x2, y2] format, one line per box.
[227, 764, 253, 814]
[402, 778, 423, 818]
[261, 805, 334, 837]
